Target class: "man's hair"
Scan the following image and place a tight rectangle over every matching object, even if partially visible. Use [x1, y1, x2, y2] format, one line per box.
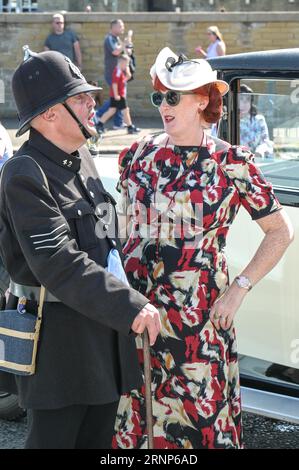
[153, 76, 223, 124]
[110, 19, 123, 28]
[52, 13, 64, 22]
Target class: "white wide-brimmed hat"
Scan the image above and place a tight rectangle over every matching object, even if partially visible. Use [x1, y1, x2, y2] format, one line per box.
[150, 47, 229, 96]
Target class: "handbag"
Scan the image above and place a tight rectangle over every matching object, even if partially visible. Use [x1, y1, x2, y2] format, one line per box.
[0, 285, 46, 375]
[0, 155, 49, 376]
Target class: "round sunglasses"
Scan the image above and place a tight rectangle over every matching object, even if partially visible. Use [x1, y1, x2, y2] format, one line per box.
[150, 90, 195, 107]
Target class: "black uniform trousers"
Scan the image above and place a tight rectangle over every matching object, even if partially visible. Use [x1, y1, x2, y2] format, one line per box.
[25, 400, 119, 449]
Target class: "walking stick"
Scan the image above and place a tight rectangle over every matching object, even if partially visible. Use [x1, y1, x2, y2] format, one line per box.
[143, 329, 154, 449]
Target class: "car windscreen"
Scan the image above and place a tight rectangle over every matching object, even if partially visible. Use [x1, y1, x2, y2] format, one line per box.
[237, 78, 299, 191]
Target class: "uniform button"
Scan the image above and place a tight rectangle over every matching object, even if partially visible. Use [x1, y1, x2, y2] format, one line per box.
[111, 240, 116, 247]
[89, 191, 95, 198]
[77, 209, 82, 216]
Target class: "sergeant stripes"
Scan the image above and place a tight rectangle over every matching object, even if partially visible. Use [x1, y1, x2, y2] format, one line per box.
[30, 223, 68, 250]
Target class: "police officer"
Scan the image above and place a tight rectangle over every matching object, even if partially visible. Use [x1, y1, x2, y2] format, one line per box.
[0, 48, 161, 449]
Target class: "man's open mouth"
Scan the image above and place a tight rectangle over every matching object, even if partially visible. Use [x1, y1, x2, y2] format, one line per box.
[87, 112, 95, 126]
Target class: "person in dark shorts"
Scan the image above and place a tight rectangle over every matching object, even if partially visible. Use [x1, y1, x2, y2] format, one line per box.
[97, 55, 140, 135]
[96, 19, 126, 129]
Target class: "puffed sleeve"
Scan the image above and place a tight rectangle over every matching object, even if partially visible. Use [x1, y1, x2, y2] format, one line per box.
[224, 145, 283, 220]
[117, 141, 139, 191]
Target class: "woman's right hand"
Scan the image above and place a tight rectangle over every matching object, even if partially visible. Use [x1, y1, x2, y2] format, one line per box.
[131, 303, 161, 346]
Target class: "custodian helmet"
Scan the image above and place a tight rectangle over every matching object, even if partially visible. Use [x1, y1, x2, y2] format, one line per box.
[12, 46, 102, 137]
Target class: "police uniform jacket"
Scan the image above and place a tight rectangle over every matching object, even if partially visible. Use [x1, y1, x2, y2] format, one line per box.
[0, 128, 149, 410]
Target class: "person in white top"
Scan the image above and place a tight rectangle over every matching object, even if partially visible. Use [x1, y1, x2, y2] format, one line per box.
[195, 25, 226, 59]
[0, 122, 13, 169]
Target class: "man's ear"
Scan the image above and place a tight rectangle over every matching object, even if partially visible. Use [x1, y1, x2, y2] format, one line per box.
[42, 107, 57, 122]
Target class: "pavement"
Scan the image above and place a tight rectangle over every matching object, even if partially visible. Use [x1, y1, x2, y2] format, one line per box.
[2, 117, 163, 155]
[0, 412, 299, 449]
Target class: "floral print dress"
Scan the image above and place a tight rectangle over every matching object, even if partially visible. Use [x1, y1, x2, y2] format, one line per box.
[112, 133, 282, 449]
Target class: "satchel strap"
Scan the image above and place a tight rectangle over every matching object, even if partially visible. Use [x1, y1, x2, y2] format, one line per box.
[18, 154, 50, 191]
[38, 286, 46, 319]
[1, 155, 51, 319]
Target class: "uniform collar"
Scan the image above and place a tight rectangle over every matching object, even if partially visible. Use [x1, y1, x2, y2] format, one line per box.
[29, 128, 81, 172]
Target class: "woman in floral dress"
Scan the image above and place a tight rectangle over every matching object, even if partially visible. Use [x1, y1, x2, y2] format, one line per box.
[112, 48, 293, 449]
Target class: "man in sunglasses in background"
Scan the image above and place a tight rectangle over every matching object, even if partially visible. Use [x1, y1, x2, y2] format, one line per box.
[44, 13, 82, 70]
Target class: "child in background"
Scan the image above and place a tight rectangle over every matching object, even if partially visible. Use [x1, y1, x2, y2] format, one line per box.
[96, 54, 140, 135]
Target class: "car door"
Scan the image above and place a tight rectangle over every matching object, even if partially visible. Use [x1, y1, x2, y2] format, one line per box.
[215, 66, 299, 423]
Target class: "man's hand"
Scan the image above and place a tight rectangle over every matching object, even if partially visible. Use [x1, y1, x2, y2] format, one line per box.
[131, 303, 161, 346]
[114, 95, 121, 101]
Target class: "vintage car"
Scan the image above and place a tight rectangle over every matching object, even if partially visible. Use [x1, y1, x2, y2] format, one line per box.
[1, 48, 298, 424]
[208, 48, 299, 424]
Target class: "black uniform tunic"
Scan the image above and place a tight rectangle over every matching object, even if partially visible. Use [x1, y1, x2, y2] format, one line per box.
[0, 128, 149, 410]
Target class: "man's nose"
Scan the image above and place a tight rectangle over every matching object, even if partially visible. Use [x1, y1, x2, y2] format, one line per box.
[87, 94, 96, 109]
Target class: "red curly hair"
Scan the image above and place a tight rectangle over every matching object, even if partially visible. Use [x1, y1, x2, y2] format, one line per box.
[153, 76, 223, 124]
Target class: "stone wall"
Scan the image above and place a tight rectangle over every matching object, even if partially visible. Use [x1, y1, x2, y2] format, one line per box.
[1, 12, 299, 119]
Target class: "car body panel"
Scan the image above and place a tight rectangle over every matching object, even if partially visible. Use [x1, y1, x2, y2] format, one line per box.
[227, 205, 299, 369]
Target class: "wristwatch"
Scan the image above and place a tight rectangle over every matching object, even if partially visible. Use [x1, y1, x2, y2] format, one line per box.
[234, 275, 252, 291]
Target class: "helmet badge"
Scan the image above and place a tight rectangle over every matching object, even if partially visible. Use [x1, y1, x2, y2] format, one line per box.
[64, 56, 84, 80]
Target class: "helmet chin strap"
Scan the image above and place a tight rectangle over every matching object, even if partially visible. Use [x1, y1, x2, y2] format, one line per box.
[63, 102, 93, 140]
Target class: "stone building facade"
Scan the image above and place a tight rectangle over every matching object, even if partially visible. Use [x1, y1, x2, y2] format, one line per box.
[38, 0, 299, 13]
[2, 0, 299, 12]
[37, 0, 299, 12]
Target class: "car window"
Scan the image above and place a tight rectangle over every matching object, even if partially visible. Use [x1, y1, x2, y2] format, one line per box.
[238, 78, 299, 191]
[232, 78, 299, 402]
